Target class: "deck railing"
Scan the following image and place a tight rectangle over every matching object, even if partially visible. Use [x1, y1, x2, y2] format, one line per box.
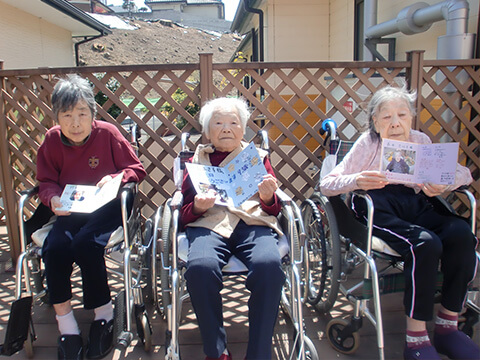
[1, 50, 479, 260]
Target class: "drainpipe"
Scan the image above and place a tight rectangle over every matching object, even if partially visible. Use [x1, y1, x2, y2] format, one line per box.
[74, 34, 105, 66]
[363, 0, 378, 61]
[366, 1, 474, 140]
[365, 0, 474, 62]
[244, 0, 264, 63]
[244, 0, 265, 104]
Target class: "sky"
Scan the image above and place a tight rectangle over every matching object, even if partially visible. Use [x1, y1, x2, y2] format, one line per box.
[106, 0, 241, 21]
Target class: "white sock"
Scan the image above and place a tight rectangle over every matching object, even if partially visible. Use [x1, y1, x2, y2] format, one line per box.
[56, 311, 80, 335]
[94, 300, 113, 322]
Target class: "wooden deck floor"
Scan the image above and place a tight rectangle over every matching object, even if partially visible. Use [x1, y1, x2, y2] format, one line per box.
[0, 226, 478, 360]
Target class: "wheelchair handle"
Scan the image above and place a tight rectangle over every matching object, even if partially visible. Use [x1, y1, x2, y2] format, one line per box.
[257, 130, 270, 153]
[320, 118, 338, 142]
[181, 133, 190, 152]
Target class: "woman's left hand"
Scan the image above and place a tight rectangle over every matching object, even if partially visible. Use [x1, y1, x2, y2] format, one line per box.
[258, 174, 278, 205]
[420, 183, 447, 197]
[96, 175, 113, 188]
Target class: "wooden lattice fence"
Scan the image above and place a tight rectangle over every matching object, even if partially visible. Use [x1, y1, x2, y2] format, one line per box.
[1, 51, 479, 260]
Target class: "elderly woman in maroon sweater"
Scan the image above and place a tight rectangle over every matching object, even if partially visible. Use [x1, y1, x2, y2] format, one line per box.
[36, 75, 146, 360]
[181, 97, 285, 360]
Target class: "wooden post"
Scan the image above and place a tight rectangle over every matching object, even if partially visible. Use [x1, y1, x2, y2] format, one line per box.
[199, 53, 213, 105]
[406, 50, 424, 130]
[0, 76, 21, 264]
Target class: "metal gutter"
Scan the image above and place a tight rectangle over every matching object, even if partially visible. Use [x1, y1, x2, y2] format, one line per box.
[41, 0, 112, 37]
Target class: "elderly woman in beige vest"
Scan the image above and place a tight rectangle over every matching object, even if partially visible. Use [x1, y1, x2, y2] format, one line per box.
[181, 97, 284, 360]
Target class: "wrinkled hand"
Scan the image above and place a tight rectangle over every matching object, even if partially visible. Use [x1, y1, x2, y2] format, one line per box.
[258, 174, 278, 206]
[193, 190, 216, 214]
[420, 183, 446, 197]
[355, 171, 388, 191]
[96, 175, 113, 188]
[51, 196, 70, 216]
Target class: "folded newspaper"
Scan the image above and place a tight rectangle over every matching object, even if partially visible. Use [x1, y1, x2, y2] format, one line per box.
[380, 138, 459, 185]
[186, 142, 268, 208]
[55, 172, 123, 213]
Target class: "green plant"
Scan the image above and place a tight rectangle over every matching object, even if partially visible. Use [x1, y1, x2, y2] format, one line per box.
[162, 88, 199, 131]
[93, 76, 122, 119]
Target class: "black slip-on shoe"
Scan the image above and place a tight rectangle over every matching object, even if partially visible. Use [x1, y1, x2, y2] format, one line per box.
[85, 319, 114, 359]
[58, 334, 83, 360]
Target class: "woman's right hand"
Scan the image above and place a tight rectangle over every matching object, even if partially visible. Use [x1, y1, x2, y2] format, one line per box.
[355, 171, 389, 191]
[50, 196, 71, 216]
[192, 190, 216, 215]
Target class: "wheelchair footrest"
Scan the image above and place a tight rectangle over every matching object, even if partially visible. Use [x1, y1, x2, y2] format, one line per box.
[0, 296, 33, 356]
[113, 291, 126, 345]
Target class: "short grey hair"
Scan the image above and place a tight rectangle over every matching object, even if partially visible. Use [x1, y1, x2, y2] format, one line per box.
[52, 74, 97, 119]
[366, 85, 416, 139]
[198, 97, 250, 139]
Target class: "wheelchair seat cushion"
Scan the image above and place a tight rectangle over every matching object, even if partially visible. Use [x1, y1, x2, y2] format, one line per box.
[31, 220, 124, 250]
[177, 232, 290, 273]
[31, 216, 57, 247]
[371, 236, 400, 257]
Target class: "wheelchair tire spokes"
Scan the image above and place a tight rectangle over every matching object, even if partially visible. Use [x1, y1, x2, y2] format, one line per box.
[160, 202, 172, 318]
[142, 217, 155, 304]
[301, 193, 341, 313]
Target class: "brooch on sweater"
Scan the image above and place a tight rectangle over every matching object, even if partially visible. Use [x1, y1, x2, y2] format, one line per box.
[89, 156, 99, 169]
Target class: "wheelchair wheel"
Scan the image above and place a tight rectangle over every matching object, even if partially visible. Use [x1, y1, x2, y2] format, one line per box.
[303, 335, 319, 360]
[293, 329, 319, 360]
[280, 219, 303, 320]
[136, 310, 152, 352]
[142, 217, 155, 304]
[326, 318, 360, 354]
[301, 193, 341, 313]
[160, 201, 172, 318]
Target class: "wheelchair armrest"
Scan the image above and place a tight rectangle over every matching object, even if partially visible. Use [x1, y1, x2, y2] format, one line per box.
[170, 191, 184, 210]
[452, 187, 477, 234]
[351, 190, 375, 256]
[275, 189, 293, 205]
[120, 182, 137, 193]
[19, 186, 39, 199]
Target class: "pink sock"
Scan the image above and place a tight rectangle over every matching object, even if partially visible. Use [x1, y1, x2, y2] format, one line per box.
[406, 329, 431, 349]
[435, 311, 458, 335]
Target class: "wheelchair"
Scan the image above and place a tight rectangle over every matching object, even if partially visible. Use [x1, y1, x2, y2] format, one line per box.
[0, 127, 154, 358]
[151, 132, 319, 360]
[301, 119, 479, 359]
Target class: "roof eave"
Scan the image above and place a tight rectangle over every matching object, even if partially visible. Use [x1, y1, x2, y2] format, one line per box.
[41, 0, 112, 36]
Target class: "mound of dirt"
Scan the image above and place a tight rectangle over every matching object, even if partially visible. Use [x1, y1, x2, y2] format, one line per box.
[78, 19, 242, 66]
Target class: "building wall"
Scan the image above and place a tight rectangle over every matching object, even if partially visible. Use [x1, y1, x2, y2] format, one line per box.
[147, 3, 183, 11]
[0, 2, 74, 69]
[182, 4, 222, 19]
[266, 0, 330, 62]
[329, 0, 355, 61]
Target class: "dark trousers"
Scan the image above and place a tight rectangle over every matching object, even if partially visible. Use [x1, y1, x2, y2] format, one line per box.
[42, 199, 123, 309]
[185, 221, 285, 360]
[353, 185, 478, 321]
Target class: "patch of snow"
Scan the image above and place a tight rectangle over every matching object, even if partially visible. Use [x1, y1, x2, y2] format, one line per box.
[88, 13, 138, 30]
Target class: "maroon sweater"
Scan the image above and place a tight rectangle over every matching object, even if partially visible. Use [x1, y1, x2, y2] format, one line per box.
[37, 120, 146, 208]
[181, 151, 281, 227]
